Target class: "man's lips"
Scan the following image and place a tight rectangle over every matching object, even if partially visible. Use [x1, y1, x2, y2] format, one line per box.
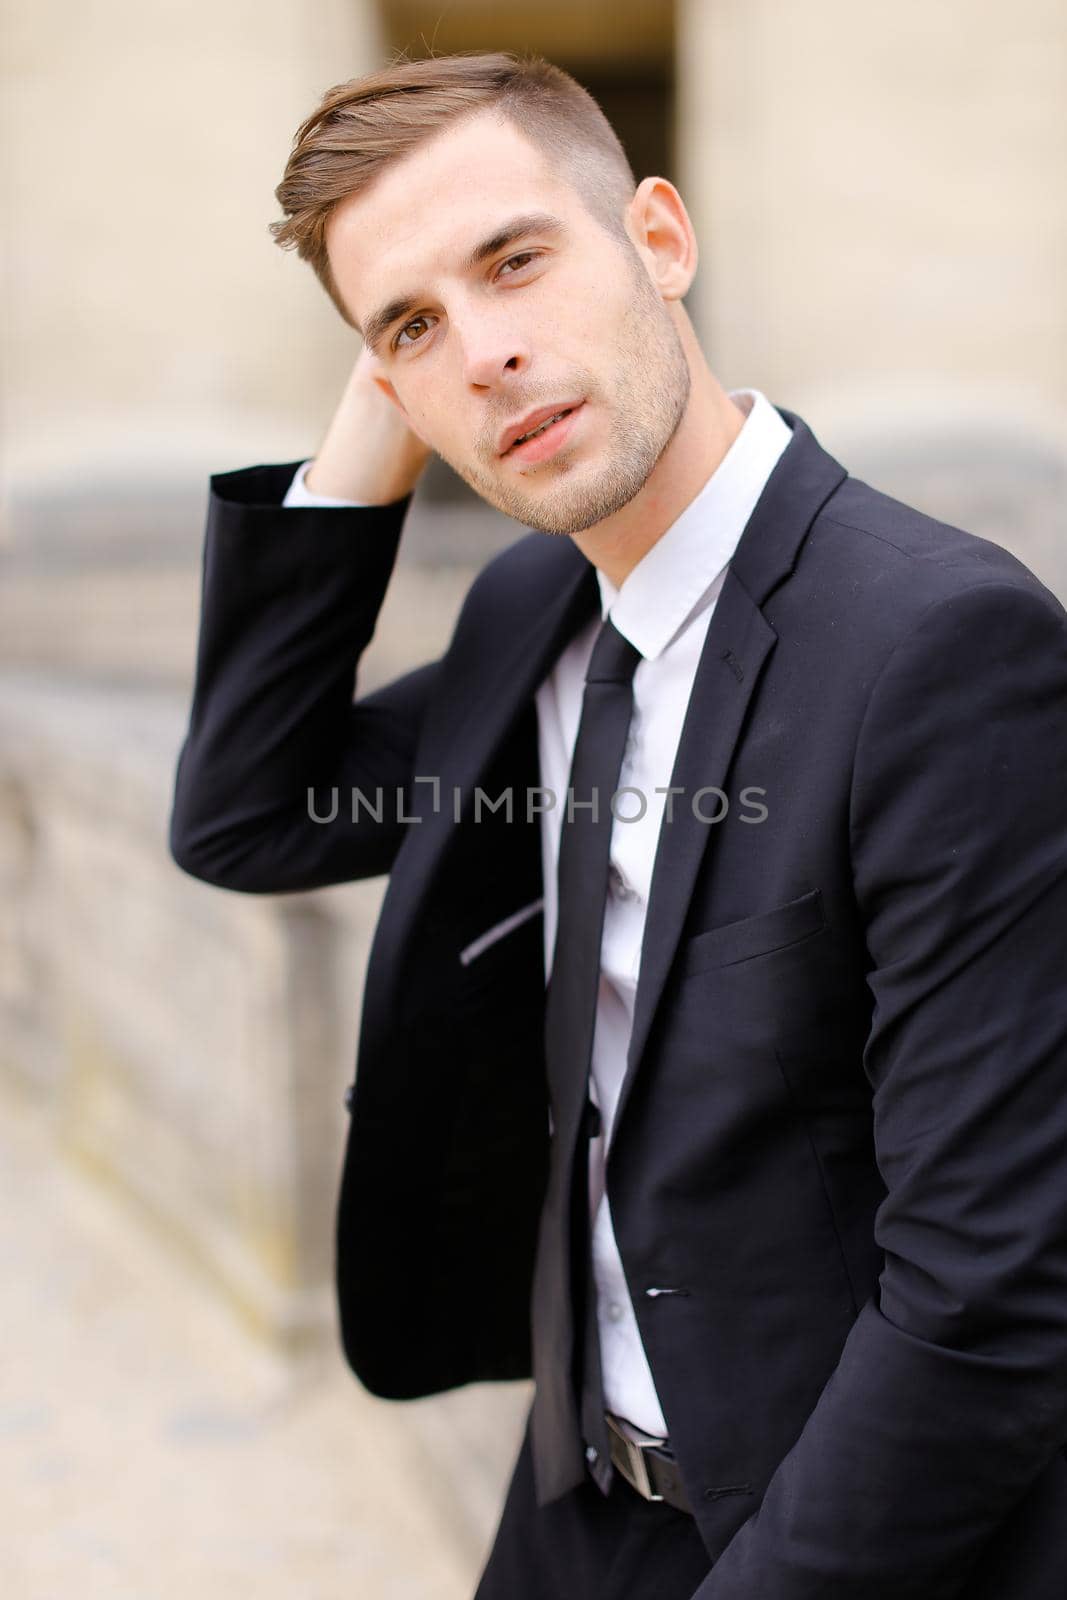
[498, 400, 583, 456]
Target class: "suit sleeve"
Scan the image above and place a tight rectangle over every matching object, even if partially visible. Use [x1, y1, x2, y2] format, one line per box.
[696, 578, 1067, 1598]
[168, 460, 440, 892]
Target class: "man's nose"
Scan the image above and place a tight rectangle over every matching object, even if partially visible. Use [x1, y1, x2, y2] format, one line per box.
[456, 313, 529, 389]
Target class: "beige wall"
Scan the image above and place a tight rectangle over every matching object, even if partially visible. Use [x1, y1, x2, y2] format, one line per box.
[0, 0, 383, 536]
[678, 0, 1067, 446]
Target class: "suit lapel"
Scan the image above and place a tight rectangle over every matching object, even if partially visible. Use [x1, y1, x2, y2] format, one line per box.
[619, 574, 775, 1108]
[382, 535, 600, 929]
[613, 410, 849, 1137]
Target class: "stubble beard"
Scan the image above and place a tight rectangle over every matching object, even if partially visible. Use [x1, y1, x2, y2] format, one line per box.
[442, 262, 692, 536]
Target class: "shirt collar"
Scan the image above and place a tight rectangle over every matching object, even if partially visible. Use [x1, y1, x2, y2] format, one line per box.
[596, 389, 793, 662]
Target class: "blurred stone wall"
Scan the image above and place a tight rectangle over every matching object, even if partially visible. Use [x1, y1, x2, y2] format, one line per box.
[1, 0, 384, 517]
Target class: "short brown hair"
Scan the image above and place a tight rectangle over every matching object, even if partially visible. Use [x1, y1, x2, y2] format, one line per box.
[270, 50, 637, 328]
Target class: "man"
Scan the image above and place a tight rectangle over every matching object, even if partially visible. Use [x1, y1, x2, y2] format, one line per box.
[169, 50, 1067, 1599]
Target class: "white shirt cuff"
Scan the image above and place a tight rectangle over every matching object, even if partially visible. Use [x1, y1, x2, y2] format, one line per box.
[281, 460, 368, 508]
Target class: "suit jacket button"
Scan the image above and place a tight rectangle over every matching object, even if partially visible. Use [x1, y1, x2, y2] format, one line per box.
[343, 1085, 355, 1112]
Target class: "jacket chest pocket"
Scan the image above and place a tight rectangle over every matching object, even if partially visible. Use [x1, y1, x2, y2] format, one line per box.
[679, 887, 827, 979]
[670, 886, 849, 1061]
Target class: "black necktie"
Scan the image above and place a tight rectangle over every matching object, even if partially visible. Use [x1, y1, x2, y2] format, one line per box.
[530, 616, 642, 1504]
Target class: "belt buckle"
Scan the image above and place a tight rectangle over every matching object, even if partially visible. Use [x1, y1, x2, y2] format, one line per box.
[604, 1413, 664, 1502]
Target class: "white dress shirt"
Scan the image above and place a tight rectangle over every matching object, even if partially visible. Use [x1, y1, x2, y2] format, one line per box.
[284, 388, 793, 1436]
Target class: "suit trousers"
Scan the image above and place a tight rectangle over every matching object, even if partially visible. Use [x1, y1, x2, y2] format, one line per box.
[473, 1409, 712, 1600]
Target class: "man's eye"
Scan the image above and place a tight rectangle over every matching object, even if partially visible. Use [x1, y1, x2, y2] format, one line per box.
[497, 251, 539, 276]
[395, 316, 434, 350]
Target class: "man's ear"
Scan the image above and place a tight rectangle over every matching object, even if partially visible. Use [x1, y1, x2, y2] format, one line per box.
[624, 176, 698, 303]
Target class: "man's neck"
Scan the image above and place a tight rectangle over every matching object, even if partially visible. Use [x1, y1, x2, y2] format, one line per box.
[570, 351, 746, 590]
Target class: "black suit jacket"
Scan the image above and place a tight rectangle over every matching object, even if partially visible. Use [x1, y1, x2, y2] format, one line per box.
[170, 409, 1067, 1597]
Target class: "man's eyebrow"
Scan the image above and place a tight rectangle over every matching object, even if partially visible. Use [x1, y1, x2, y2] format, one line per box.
[360, 212, 566, 353]
[461, 211, 565, 272]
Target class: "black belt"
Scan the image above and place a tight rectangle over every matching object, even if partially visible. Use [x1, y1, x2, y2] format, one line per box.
[604, 1413, 693, 1513]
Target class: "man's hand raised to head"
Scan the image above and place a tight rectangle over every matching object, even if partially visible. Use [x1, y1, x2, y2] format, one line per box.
[304, 341, 433, 505]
